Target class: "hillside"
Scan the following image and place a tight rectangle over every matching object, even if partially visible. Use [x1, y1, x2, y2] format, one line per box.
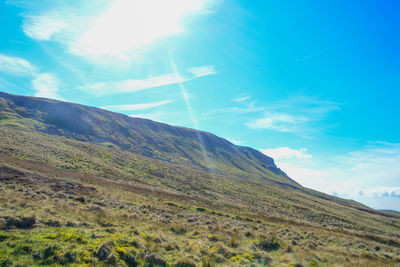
[0, 91, 399, 266]
[0, 92, 294, 186]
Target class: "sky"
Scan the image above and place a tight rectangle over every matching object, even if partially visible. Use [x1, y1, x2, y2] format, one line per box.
[0, 0, 399, 210]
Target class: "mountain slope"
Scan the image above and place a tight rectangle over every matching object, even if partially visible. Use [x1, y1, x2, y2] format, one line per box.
[0, 91, 294, 186]
[0, 91, 399, 266]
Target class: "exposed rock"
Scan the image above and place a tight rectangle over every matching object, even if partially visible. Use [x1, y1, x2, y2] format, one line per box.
[105, 252, 117, 265]
[122, 252, 138, 267]
[97, 240, 114, 261]
[144, 253, 166, 267]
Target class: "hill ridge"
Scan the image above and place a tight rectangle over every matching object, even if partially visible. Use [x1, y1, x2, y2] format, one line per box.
[0, 91, 295, 185]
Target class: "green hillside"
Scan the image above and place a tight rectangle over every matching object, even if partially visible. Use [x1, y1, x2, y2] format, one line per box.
[0, 92, 294, 186]
[0, 92, 399, 266]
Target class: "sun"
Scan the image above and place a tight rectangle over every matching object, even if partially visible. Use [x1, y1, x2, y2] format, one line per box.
[72, 0, 209, 59]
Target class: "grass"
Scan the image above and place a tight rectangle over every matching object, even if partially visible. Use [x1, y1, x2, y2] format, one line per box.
[0, 158, 399, 266]
[0, 126, 398, 238]
[0, 92, 399, 265]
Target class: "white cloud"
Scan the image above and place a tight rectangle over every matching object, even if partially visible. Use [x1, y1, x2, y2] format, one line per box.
[102, 100, 174, 111]
[72, 0, 211, 60]
[0, 54, 37, 76]
[19, 0, 214, 62]
[261, 147, 312, 160]
[227, 101, 265, 114]
[203, 95, 258, 118]
[226, 138, 243, 145]
[79, 65, 216, 96]
[232, 95, 250, 103]
[188, 65, 217, 77]
[273, 96, 341, 115]
[338, 142, 400, 187]
[273, 161, 332, 188]
[22, 12, 67, 40]
[32, 73, 61, 99]
[5, 0, 34, 8]
[247, 113, 309, 132]
[0, 54, 62, 100]
[246, 96, 340, 134]
[358, 186, 400, 198]
[210, 95, 339, 123]
[129, 110, 165, 121]
[262, 142, 400, 209]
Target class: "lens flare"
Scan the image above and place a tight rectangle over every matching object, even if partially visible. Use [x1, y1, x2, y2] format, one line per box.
[170, 59, 212, 171]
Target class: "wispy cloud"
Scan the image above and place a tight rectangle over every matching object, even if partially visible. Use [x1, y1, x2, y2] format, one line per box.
[261, 142, 400, 209]
[102, 100, 174, 111]
[188, 66, 217, 77]
[129, 110, 165, 121]
[227, 101, 265, 114]
[295, 51, 324, 63]
[16, 0, 215, 63]
[247, 113, 309, 132]
[232, 95, 250, 103]
[22, 11, 68, 40]
[337, 142, 400, 186]
[261, 147, 312, 160]
[226, 138, 243, 145]
[0, 54, 37, 76]
[79, 65, 217, 96]
[206, 95, 339, 130]
[32, 73, 61, 99]
[206, 96, 264, 115]
[0, 53, 62, 100]
[246, 96, 340, 133]
[71, 0, 213, 61]
[273, 96, 340, 115]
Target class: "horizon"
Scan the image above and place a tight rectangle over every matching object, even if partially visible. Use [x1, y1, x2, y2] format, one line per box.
[1, 0, 399, 210]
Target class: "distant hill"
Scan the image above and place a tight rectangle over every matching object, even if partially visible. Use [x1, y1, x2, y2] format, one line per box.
[379, 210, 400, 218]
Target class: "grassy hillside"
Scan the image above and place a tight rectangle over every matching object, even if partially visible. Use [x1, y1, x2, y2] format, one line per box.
[0, 92, 399, 266]
[0, 92, 294, 186]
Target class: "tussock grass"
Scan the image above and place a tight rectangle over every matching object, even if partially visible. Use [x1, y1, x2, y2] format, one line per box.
[0, 119, 399, 265]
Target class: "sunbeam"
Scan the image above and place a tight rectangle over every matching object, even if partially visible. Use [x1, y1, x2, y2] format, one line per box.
[170, 59, 212, 171]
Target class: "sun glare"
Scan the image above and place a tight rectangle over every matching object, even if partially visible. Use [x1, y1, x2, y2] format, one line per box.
[72, 0, 209, 59]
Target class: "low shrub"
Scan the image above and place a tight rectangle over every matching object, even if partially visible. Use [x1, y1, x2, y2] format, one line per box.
[258, 239, 280, 251]
[3, 216, 36, 229]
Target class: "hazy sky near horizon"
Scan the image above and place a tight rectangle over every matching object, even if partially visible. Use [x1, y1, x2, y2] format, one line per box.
[1, 0, 399, 210]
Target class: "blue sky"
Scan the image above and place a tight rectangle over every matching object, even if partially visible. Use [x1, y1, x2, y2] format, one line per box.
[1, 0, 399, 210]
